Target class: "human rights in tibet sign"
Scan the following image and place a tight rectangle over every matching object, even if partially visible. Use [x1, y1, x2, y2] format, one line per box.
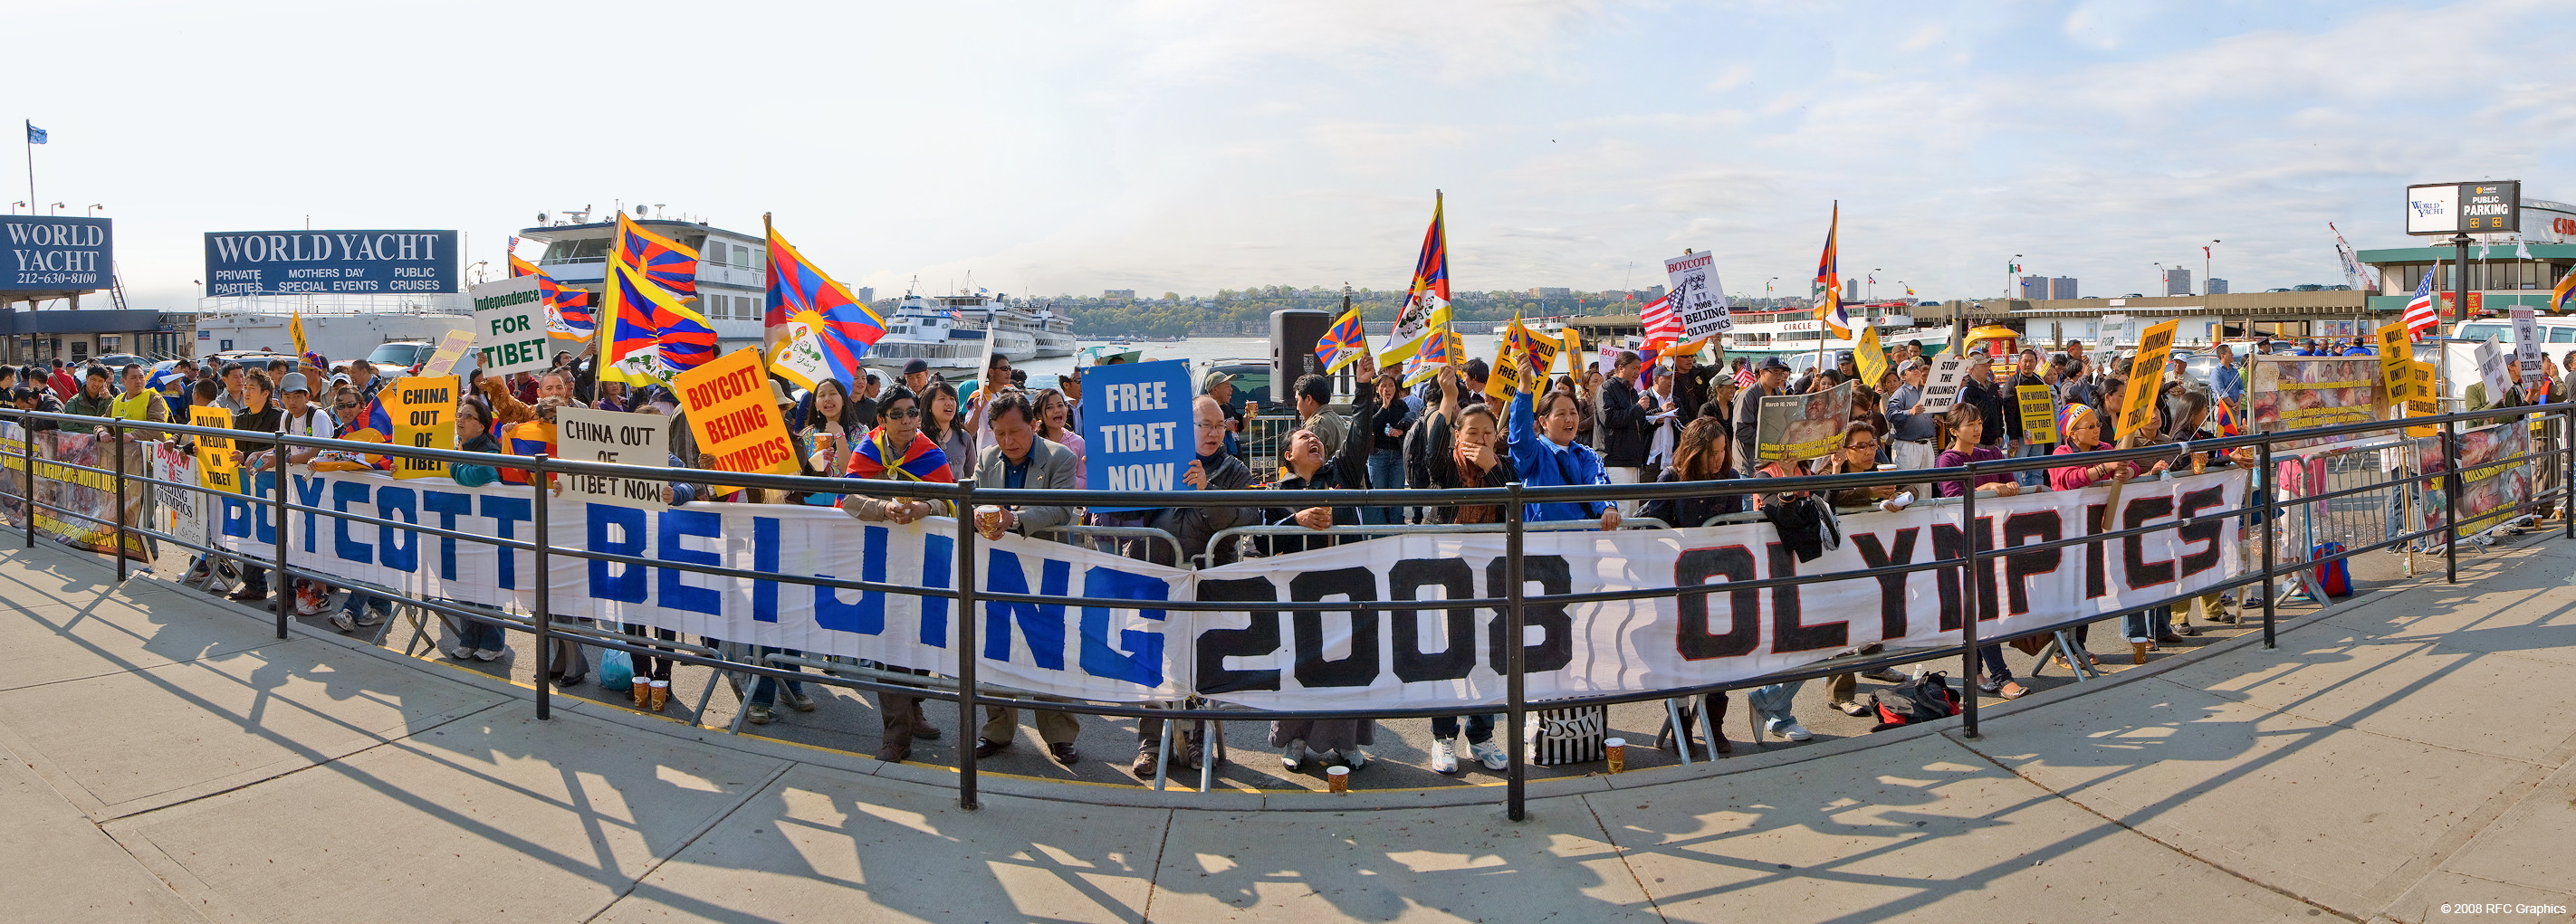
[204, 230, 458, 296]
[3, 216, 111, 291]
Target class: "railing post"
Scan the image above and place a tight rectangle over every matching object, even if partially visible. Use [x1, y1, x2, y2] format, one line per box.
[531, 455, 552, 721]
[2443, 417, 2460, 584]
[2257, 438, 2276, 650]
[954, 481, 981, 812]
[270, 425, 290, 641]
[1958, 459, 1981, 740]
[2562, 403, 2573, 540]
[22, 413, 34, 550]
[110, 419, 127, 583]
[1503, 481, 1527, 822]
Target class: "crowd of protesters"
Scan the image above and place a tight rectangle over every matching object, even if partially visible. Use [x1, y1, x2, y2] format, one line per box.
[10, 324, 2551, 785]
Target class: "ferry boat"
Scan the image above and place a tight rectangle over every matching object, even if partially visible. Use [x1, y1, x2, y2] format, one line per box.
[1719, 302, 1949, 358]
[938, 293, 1039, 362]
[857, 293, 1020, 372]
[1028, 306, 1076, 357]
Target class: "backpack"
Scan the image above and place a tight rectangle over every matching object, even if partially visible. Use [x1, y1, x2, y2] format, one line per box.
[1871, 671, 1962, 730]
[2311, 542, 2352, 597]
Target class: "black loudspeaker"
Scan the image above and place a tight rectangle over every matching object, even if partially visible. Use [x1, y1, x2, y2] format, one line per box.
[1271, 309, 1330, 392]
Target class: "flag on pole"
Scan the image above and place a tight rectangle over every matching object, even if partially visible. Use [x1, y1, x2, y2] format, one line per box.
[24, 121, 44, 144]
[1382, 192, 1451, 361]
[539, 273, 594, 342]
[2552, 267, 2576, 314]
[1639, 294, 1681, 347]
[612, 213, 700, 298]
[762, 219, 888, 389]
[599, 259, 717, 384]
[1813, 202, 1852, 338]
[1904, 284, 1917, 297]
[1399, 305, 1457, 386]
[1315, 306, 1368, 373]
[2401, 268, 2439, 337]
[2210, 396, 2242, 437]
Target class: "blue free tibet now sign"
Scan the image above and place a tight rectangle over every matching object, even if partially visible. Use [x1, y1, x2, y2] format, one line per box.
[203, 229, 458, 297]
[1082, 358, 1197, 512]
[2, 216, 112, 291]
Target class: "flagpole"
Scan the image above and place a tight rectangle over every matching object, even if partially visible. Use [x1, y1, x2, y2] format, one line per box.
[23, 120, 34, 207]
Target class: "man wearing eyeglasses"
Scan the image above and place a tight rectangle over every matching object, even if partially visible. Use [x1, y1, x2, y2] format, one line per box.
[1126, 394, 1256, 778]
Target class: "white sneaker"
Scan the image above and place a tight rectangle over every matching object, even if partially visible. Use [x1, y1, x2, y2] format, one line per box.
[1280, 738, 1307, 769]
[356, 609, 386, 628]
[1430, 738, 1460, 774]
[1769, 719, 1812, 741]
[473, 648, 504, 662]
[1341, 748, 1369, 770]
[328, 612, 355, 632]
[1470, 741, 1508, 770]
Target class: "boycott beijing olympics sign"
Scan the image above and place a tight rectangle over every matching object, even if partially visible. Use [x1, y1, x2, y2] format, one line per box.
[1081, 359, 1196, 513]
[193, 455, 2242, 710]
[675, 348, 800, 476]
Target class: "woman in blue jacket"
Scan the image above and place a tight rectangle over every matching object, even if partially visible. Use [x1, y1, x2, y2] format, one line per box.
[1506, 351, 1622, 529]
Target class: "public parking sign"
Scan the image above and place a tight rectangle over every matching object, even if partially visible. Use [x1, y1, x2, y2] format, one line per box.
[2408, 180, 2520, 235]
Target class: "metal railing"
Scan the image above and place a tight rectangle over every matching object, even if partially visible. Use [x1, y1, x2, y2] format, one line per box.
[0, 397, 2568, 822]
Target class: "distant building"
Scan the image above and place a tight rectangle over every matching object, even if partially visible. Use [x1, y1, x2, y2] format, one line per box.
[2020, 275, 2049, 300]
[856, 286, 875, 303]
[2164, 267, 2193, 296]
[2051, 276, 2079, 300]
[1104, 289, 1135, 301]
[1528, 287, 1572, 300]
[2206, 278, 2229, 295]
[1646, 285, 1667, 300]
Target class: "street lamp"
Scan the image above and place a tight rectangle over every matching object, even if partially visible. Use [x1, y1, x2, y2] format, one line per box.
[2155, 262, 2165, 296]
[85, 204, 102, 216]
[47, 202, 64, 215]
[7, 202, 21, 214]
[2206, 239, 2220, 295]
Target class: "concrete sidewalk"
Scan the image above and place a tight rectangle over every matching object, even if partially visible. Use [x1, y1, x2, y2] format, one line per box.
[1, 538, 2572, 923]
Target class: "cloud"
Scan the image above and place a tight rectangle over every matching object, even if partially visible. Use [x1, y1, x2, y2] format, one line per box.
[1899, 23, 1944, 51]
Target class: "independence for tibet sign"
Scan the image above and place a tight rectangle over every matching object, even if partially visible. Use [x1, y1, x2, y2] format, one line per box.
[1666, 251, 1732, 340]
[676, 348, 800, 476]
[555, 408, 670, 510]
[470, 277, 551, 376]
[1082, 358, 1195, 512]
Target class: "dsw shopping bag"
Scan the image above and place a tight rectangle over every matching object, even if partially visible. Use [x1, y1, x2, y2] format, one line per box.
[1522, 705, 1607, 766]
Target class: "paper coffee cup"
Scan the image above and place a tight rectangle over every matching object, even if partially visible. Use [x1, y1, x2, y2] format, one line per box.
[1326, 765, 1349, 793]
[1604, 738, 1628, 773]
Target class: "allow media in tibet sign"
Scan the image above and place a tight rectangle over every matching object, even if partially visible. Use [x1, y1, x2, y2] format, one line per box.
[3, 216, 112, 291]
[1666, 251, 1732, 340]
[1082, 358, 1196, 513]
[204, 230, 458, 296]
[468, 277, 551, 376]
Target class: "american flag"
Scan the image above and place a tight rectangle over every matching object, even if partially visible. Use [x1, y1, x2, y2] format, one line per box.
[2401, 268, 2438, 338]
[1640, 294, 1681, 346]
[1733, 363, 1757, 387]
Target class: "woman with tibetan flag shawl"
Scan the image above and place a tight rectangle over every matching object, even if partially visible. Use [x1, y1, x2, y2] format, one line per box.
[837, 385, 953, 762]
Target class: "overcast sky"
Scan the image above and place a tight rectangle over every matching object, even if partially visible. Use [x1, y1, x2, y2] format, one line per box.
[12, 0, 2570, 310]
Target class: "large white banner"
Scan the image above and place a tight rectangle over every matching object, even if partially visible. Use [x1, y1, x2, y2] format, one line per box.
[194, 462, 2243, 710]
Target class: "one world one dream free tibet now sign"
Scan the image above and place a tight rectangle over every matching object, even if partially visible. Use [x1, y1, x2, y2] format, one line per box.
[1082, 358, 1196, 512]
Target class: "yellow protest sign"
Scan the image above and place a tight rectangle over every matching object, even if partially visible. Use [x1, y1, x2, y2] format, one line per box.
[1855, 325, 1888, 387]
[386, 376, 457, 479]
[1558, 325, 1583, 375]
[1488, 318, 1564, 400]
[189, 405, 240, 493]
[675, 348, 800, 476]
[2117, 319, 2179, 441]
[2017, 384, 2058, 443]
[2374, 320, 2414, 405]
[418, 329, 477, 378]
[2404, 360, 2439, 437]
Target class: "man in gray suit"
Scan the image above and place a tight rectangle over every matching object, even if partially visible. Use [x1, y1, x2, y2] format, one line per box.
[968, 390, 1085, 766]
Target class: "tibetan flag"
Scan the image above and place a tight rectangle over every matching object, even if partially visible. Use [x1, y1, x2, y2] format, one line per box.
[2401, 268, 2438, 337]
[613, 213, 699, 298]
[1813, 201, 1852, 338]
[340, 395, 395, 444]
[2552, 267, 2576, 314]
[847, 431, 955, 483]
[539, 273, 594, 342]
[508, 235, 538, 277]
[600, 259, 717, 384]
[1315, 307, 1367, 373]
[763, 223, 886, 388]
[1384, 192, 1451, 360]
[1402, 323, 1461, 387]
[2211, 396, 2241, 437]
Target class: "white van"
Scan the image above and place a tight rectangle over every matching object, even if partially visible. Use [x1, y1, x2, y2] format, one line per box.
[2444, 317, 2576, 401]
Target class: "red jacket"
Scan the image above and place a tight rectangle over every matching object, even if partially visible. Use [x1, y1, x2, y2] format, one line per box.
[48, 368, 74, 401]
